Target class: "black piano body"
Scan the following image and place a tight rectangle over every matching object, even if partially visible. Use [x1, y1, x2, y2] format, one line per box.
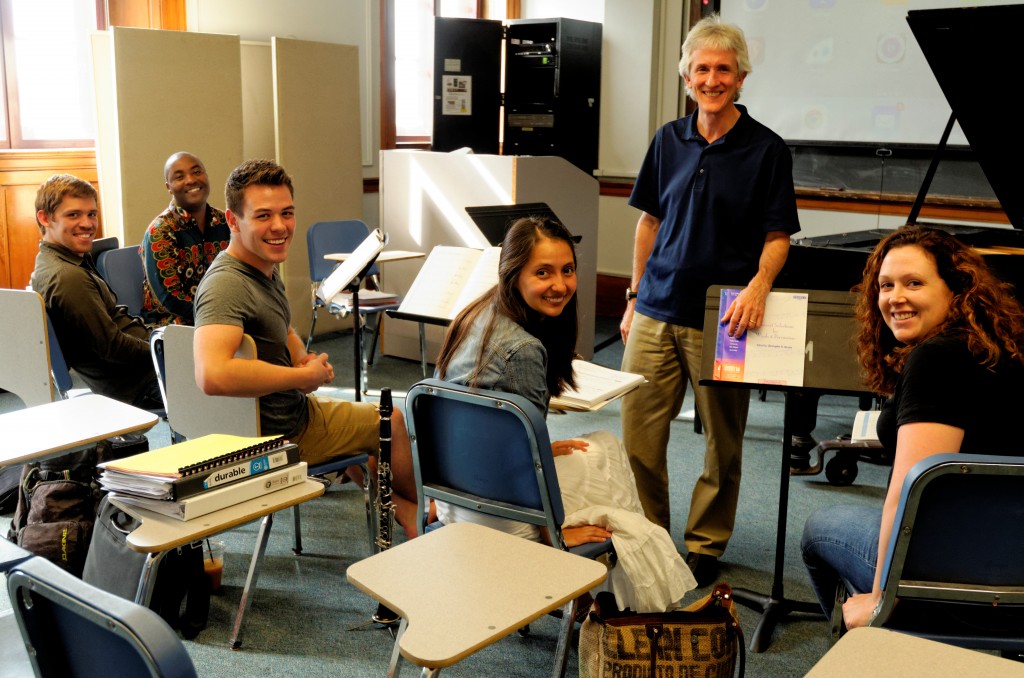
[779, 4, 1024, 296]
[774, 5, 1024, 473]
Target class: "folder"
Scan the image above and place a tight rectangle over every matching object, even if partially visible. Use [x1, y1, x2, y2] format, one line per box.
[99, 434, 286, 478]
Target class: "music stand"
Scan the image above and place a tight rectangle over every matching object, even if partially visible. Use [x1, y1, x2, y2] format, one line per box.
[464, 202, 560, 246]
[317, 229, 386, 402]
[699, 285, 871, 652]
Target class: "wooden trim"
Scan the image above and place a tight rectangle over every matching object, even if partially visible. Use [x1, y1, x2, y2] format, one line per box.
[506, 0, 520, 19]
[0, 149, 97, 175]
[597, 176, 1010, 225]
[380, 0, 397, 150]
[0, 148, 101, 290]
[158, 0, 186, 30]
[598, 179, 634, 198]
[795, 188, 1009, 225]
[596, 273, 630, 318]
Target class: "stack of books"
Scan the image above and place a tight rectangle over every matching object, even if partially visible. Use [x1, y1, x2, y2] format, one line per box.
[99, 434, 306, 521]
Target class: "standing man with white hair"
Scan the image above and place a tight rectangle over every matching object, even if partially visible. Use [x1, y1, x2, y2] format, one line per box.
[620, 15, 800, 586]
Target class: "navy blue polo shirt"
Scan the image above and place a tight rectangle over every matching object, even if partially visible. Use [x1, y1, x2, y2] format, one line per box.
[628, 105, 799, 329]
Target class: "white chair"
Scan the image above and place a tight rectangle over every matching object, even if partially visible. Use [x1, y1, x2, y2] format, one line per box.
[0, 288, 65, 406]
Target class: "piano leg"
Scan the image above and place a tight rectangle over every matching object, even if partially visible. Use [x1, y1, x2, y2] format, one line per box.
[733, 390, 821, 652]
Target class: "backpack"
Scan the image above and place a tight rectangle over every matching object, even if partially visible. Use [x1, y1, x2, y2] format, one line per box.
[5, 434, 149, 577]
[84, 495, 211, 639]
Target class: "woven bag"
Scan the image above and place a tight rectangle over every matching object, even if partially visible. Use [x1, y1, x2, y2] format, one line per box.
[579, 582, 745, 678]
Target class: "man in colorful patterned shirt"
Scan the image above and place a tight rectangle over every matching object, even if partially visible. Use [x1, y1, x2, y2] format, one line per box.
[140, 152, 230, 325]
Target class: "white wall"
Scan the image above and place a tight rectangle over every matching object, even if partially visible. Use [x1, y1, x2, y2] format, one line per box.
[183, 0, 683, 277]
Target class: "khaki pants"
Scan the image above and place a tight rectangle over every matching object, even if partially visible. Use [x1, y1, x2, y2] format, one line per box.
[292, 396, 380, 466]
[621, 312, 750, 556]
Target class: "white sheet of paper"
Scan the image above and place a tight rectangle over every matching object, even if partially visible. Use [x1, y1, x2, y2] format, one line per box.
[398, 246, 498, 320]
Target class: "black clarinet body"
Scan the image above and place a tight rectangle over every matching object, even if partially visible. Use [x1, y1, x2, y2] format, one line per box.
[372, 388, 400, 625]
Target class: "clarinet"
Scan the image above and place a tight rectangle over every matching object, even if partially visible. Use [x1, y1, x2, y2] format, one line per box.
[372, 387, 400, 626]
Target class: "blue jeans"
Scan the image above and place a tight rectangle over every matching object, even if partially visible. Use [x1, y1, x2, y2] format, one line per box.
[800, 504, 881, 618]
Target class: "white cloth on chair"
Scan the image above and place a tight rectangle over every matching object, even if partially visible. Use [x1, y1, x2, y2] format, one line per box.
[557, 430, 696, 613]
[437, 430, 695, 613]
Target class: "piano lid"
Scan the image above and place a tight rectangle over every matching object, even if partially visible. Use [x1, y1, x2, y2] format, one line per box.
[907, 5, 1024, 230]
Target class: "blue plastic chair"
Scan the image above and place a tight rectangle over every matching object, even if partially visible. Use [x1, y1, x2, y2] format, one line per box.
[405, 378, 615, 677]
[96, 245, 145, 317]
[6, 556, 198, 677]
[833, 453, 1024, 657]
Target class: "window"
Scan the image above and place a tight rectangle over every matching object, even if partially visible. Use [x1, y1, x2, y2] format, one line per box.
[383, 0, 505, 148]
[0, 0, 102, 149]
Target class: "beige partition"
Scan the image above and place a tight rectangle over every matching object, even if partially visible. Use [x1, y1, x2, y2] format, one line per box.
[240, 41, 275, 161]
[272, 37, 364, 337]
[91, 27, 243, 246]
[379, 150, 599, 362]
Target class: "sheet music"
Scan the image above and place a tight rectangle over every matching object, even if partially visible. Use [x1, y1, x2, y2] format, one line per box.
[450, 246, 501, 316]
[398, 246, 500, 320]
[316, 229, 386, 302]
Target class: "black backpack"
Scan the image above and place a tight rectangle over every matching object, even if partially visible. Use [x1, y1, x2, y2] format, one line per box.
[84, 496, 211, 640]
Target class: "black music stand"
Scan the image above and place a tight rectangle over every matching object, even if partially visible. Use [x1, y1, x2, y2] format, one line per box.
[316, 230, 387, 402]
[343, 263, 379, 402]
[699, 285, 871, 652]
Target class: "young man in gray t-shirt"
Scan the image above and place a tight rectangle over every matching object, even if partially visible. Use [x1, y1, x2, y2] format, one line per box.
[192, 159, 423, 538]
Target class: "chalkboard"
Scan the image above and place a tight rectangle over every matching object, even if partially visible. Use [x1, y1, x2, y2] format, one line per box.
[790, 143, 995, 201]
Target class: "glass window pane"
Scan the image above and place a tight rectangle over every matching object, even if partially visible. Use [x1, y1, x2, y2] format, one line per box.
[0, 68, 7, 144]
[394, 0, 480, 140]
[438, 0, 476, 18]
[395, 0, 435, 138]
[9, 0, 96, 142]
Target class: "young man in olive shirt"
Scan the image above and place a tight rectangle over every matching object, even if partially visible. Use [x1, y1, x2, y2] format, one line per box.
[30, 174, 161, 408]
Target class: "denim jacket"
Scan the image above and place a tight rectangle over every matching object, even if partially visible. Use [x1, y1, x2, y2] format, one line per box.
[439, 307, 550, 416]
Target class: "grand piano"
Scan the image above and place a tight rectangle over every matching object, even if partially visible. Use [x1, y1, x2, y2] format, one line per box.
[778, 4, 1024, 294]
[774, 4, 1024, 473]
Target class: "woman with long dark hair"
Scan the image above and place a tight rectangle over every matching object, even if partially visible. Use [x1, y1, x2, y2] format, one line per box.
[436, 215, 695, 612]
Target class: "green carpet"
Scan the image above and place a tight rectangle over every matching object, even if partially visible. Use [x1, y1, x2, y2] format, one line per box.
[1, 319, 893, 676]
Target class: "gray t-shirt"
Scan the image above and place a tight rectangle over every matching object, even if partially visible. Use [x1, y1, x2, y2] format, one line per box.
[193, 252, 308, 437]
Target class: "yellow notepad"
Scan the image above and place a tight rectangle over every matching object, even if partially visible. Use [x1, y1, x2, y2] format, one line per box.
[99, 434, 285, 478]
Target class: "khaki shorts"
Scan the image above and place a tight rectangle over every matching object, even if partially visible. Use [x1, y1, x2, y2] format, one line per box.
[292, 396, 379, 466]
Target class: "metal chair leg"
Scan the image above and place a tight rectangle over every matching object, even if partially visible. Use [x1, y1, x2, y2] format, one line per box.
[292, 503, 304, 555]
[551, 597, 577, 678]
[418, 322, 428, 378]
[387, 617, 408, 677]
[230, 512, 276, 649]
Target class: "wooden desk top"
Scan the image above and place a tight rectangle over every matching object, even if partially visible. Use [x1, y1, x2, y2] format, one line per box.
[325, 250, 425, 263]
[109, 479, 325, 553]
[806, 627, 1024, 677]
[0, 394, 159, 468]
[346, 522, 607, 669]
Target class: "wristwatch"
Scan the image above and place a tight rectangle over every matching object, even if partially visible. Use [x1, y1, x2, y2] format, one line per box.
[625, 287, 638, 301]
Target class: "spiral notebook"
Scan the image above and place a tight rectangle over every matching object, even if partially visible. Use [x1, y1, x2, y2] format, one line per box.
[98, 434, 286, 478]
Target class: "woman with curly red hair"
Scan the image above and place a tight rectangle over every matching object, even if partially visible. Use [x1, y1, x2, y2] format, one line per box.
[801, 225, 1024, 628]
